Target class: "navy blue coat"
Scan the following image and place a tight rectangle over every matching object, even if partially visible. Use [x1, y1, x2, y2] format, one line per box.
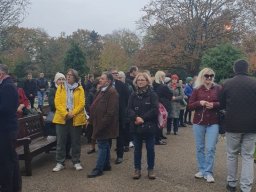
[0, 77, 19, 133]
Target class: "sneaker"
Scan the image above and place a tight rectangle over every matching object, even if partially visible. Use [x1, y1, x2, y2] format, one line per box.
[204, 175, 215, 183]
[194, 172, 204, 179]
[74, 163, 83, 171]
[52, 163, 64, 172]
[129, 141, 134, 148]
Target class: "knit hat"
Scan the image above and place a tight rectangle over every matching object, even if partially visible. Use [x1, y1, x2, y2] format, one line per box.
[54, 72, 65, 83]
[186, 77, 193, 83]
[233, 59, 248, 74]
[171, 74, 179, 80]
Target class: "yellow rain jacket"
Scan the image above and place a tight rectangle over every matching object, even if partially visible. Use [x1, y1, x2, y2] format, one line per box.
[53, 84, 86, 126]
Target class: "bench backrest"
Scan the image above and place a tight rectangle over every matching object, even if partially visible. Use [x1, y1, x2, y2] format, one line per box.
[17, 114, 45, 140]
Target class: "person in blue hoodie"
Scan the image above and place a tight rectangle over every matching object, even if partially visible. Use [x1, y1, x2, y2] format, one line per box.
[184, 77, 193, 125]
[0, 64, 21, 192]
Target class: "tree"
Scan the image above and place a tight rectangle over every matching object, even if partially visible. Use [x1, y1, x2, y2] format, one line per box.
[0, 0, 30, 31]
[64, 42, 89, 75]
[99, 41, 129, 71]
[201, 43, 245, 82]
[138, 0, 249, 74]
[104, 29, 141, 67]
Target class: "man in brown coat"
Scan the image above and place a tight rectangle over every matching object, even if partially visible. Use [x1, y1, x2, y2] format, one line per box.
[88, 72, 119, 178]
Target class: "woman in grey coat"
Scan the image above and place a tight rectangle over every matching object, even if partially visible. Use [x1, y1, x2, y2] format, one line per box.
[167, 74, 185, 135]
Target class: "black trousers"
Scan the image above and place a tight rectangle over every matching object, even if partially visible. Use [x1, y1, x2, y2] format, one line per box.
[0, 132, 21, 192]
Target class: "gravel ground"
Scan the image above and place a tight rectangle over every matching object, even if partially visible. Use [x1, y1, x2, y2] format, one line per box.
[21, 126, 256, 192]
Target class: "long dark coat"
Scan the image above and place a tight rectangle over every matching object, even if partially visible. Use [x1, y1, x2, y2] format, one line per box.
[91, 86, 119, 140]
[220, 74, 256, 133]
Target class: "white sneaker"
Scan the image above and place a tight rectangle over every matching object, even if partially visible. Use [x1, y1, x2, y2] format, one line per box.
[129, 141, 134, 148]
[74, 163, 83, 171]
[194, 172, 204, 179]
[52, 163, 64, 172]
[204, 175, 215, 183]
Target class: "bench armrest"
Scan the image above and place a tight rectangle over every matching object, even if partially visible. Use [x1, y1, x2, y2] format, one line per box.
[16, 137, 31, 146]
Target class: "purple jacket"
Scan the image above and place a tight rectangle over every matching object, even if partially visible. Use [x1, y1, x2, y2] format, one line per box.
[188, 84, 220, 125]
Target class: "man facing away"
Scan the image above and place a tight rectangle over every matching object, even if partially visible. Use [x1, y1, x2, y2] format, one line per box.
[0, 64, 21, 192]
[220, 59, 256, 192]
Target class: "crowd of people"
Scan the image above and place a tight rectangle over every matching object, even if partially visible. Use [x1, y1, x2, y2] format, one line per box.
[1, 59, 256, 192]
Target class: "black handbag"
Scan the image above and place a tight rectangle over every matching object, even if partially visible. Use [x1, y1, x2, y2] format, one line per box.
[218, 110, 226, 134]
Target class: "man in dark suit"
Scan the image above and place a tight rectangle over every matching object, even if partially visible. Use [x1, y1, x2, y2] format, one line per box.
[220, 60, 256, 192]
[0, 64, 21, 192]
[111, 69, 129, 164]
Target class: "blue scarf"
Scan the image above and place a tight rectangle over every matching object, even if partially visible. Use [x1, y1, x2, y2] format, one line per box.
[65, 82, 78, 111]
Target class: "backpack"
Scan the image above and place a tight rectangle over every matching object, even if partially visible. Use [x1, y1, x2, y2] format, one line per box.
[158, 102, 168, 129]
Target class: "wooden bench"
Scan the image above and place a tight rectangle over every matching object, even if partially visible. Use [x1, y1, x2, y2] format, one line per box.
[16, 114, 56, 176]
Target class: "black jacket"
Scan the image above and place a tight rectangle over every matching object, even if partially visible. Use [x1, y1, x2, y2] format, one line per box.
[128, 89, 158, 134]
[114, 80, 129, 129]
[220, 74, 256, 133]
[23, 79, 37, 98]
[0, 77, 19, 133]
[152, 81, 173, 113]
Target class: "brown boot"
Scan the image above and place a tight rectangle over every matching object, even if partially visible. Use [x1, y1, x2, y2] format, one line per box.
[148, 169, 156, 180]
[133, 169, 141, 179]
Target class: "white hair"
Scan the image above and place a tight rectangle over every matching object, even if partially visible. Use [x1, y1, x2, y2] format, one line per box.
[194, 68, 215, 89]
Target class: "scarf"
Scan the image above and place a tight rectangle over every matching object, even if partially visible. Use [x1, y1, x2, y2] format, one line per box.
[171, 82, 177, 90]
[65, 82, 79, 111]
[136, 86, 149, 96]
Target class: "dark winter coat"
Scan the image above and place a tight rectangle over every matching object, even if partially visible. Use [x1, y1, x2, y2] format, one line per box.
[91, 86, 119, 140]
[37, 77, 48, 91]
[0, 77, 19, 133]
[23, 79, 37, 98]
[113, 80, 129, 129]
[128, 88, 159, 134]
[152, 81, 173, 114]
[189, 84, 220, 125]
[219, 74, 256, 133]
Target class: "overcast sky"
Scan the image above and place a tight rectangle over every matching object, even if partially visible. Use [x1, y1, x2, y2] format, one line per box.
[19, 0, 151, 37]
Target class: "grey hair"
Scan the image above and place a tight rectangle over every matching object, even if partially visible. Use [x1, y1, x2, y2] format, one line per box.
[0, 64, 8, 74]
[67, 68, 79, 83]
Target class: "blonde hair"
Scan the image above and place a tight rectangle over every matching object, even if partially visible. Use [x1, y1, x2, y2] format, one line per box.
[118, 71, 126, 83]
[194, 68, 215, 89]
[154, 71, 165, 84]
[133, 72, 152, 89]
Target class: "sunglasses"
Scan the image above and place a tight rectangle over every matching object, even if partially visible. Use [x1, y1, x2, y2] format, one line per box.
[204, 74, 214, 79]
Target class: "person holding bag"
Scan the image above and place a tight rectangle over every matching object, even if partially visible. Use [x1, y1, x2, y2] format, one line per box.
[128, 72, 159, 180]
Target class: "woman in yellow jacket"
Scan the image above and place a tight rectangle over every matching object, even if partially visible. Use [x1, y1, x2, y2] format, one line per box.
[52, 68, 86, 172]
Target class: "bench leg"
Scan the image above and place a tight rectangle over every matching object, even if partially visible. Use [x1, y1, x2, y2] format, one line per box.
[24, 158, 32, 176]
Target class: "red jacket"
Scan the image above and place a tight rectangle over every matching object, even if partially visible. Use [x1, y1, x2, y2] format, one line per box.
[188, 84, 220, 125]
[17, 87, 30, 118]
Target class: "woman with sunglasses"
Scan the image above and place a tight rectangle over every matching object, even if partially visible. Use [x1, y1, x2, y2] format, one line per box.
[188, 68, 221, 183]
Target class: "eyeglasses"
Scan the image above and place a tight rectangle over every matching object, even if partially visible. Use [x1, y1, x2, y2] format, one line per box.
[66, 73, 73, 77]
[204, 74, 214, 79]
[137, 79, 147, 82]
[112, 72, 118, 75]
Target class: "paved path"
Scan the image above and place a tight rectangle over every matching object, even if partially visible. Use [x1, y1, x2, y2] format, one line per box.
[21, 126, 256, 192]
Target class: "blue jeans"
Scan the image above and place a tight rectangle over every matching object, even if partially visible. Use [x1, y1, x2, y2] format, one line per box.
[96, 139, 110, 171]
[226, 132, 256, 192]
[192, 124, 219, 176]
[133, 133, 155, 170]
[37, 91, 45, 106]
